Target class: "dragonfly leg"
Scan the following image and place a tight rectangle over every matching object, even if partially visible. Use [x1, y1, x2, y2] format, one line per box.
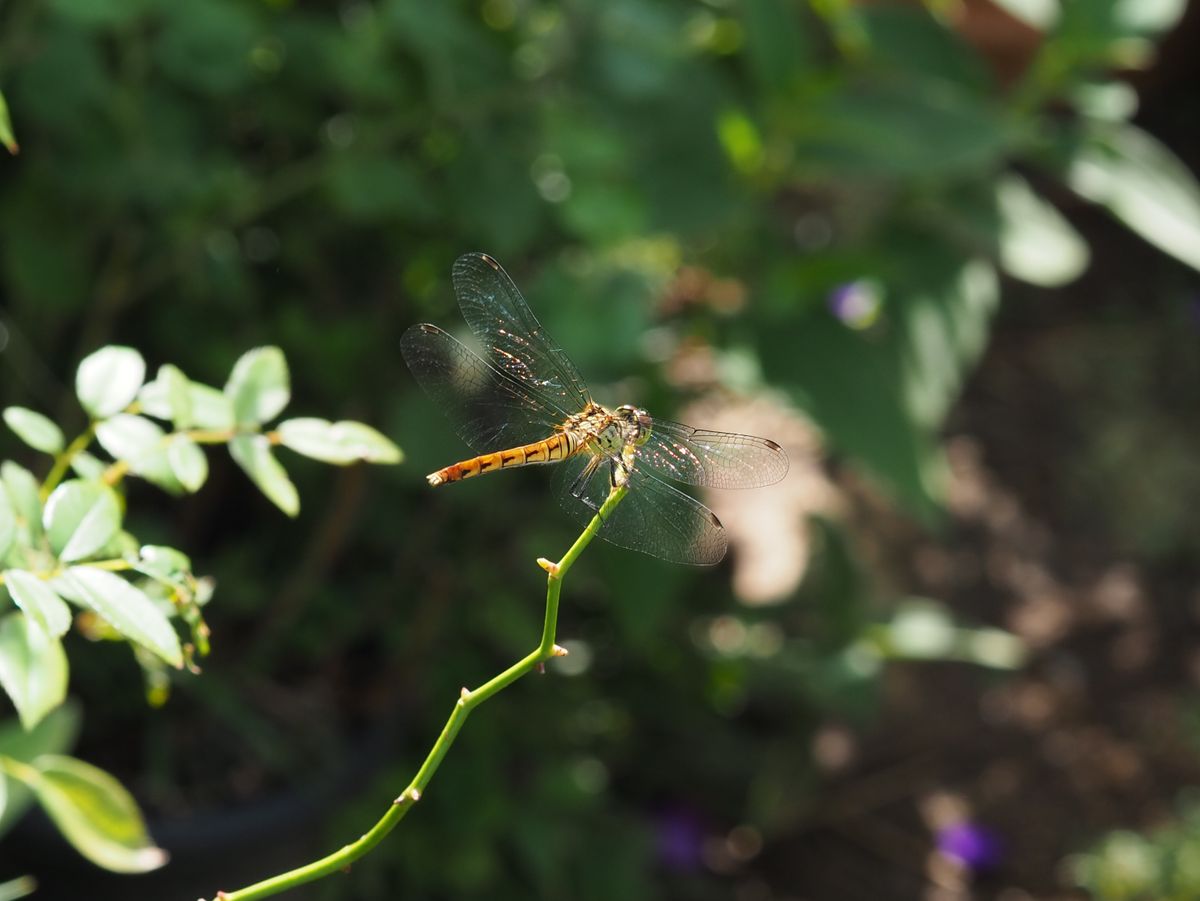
[569, 456, 603, 511]
[608, 456, 633, 494]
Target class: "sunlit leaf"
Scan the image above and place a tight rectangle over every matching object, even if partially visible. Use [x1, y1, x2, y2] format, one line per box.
[94, 414, 180, 492]
[2, 408, 64, 455]
[276, 418, 403, 465]
[133, 546, 192, 585]
[15, 754, 166, 872]
[0, 487, 14, 562]
[137, 364, 192, 428]
[1065, 123, 1200, 272]
[57, 568, 182, 667]
[0, 875, 36, 901]
[224, 346, 290, 425]
[69, 451, 106, 481]
[42, 480, 121, 563]
[988, 0, 1059, 30]
[0, 463, 41, 542]
[187, 382, 235, 430]
[166, 436, 207, 492]
[229, 435, 298, 516]
[0, 90, 16, 154]
[0, 613, 68, 730]
[75, 347, 146, 420]
[1071, 81, 1138, 122]
[1114, 0, 1187, 35]
[3, 571, 72, 638]
[996, 173, 1089, 286]
[0, 702, 80, 834]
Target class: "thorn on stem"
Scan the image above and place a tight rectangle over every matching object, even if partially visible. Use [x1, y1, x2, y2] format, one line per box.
[459, 686, 472, 702]
[394, 787, 422, 805]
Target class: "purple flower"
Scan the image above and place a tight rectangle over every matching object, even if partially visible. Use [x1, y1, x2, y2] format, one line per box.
[936, 822, 1004, 871]
[655, 808, 705, 872]
[827, 280, 882, 329]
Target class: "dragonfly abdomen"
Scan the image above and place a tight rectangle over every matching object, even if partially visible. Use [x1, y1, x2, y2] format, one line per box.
[426, 431, 581, 486]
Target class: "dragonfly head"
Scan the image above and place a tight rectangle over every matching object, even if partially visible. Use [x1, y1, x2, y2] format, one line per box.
[616, 404, 653, 446]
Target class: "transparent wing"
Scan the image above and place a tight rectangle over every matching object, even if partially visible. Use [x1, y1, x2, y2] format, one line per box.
[551, 451, 728, 566]
[400, 323, 568, 453]
[637, 419, 789, 489]
[452, 253, 591, 421]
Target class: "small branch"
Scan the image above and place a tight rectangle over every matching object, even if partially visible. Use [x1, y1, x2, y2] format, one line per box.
[40, 425, 97, 500]
[98, 426, 240, 488]
[207, 483, 627, 901]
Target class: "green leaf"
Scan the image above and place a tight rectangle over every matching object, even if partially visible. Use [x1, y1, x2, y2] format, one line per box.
[3, 571, 71, 638]
[2, 408, 64, 455]
[134, 546, 192, 584]
[0, 463, 41, 543]
[996, 173, 1090, 286]
[69, 451, 106, 480]
[276, 418, 403, 465]
[0, 487, 14, 563]
[0, 875, 37, 901]
[43, 480, 121, 563]
[229, 435, 299, 516]
[0, 613, 68, 730]
[767, 253, 998, 516]
[94, 414, 180, 492]
[224, 346, 290, 425]
[166, 435, 207, 492]
[15, 754, 166, 872]
[0, 90, 16, 155]
[1114, 0, 1187, 35]
[1065, 122, 1200, 271]
[57, 568, 182, 668]
[988, 0, 1059, 30]
[797, 78, 1013, 178]
[187, 382, 235, 430]
[0, 702, 80, 836]
[75, 347, 146, 420]
[137, 364, 193, 428]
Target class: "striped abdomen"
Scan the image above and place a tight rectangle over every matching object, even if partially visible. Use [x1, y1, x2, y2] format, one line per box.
[427, 432, 580, 486]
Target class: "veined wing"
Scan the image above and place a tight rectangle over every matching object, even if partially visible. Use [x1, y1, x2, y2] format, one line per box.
[400, 323, 570, 453]
[636, 419, 789, 489]
[551, 451, 728, 566]
[452, 253, 591, 421]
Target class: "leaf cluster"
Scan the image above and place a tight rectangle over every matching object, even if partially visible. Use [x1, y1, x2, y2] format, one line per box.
[0, 344, 400, 871]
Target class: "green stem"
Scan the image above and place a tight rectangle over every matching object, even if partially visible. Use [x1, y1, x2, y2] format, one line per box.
[208, 483, 628, 901]
[99, 427, 239, 488]
[40, 426, 97, 501]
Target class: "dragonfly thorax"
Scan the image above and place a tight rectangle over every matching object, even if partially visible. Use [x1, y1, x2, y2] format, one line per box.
[563, 402, 652, 454]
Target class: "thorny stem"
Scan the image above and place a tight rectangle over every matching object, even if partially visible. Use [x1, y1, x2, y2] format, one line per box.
[207, 483, 628, 901]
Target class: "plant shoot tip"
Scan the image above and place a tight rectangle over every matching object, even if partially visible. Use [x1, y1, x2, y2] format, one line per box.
[552, 644, 569, 657]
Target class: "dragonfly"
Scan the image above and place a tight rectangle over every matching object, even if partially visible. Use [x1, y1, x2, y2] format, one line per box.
[400, 253, 789, 565]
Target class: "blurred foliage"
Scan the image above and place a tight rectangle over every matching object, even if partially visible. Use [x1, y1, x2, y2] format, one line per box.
[1074, 796, 1200, 901]
[0, 0, 1197, 898]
